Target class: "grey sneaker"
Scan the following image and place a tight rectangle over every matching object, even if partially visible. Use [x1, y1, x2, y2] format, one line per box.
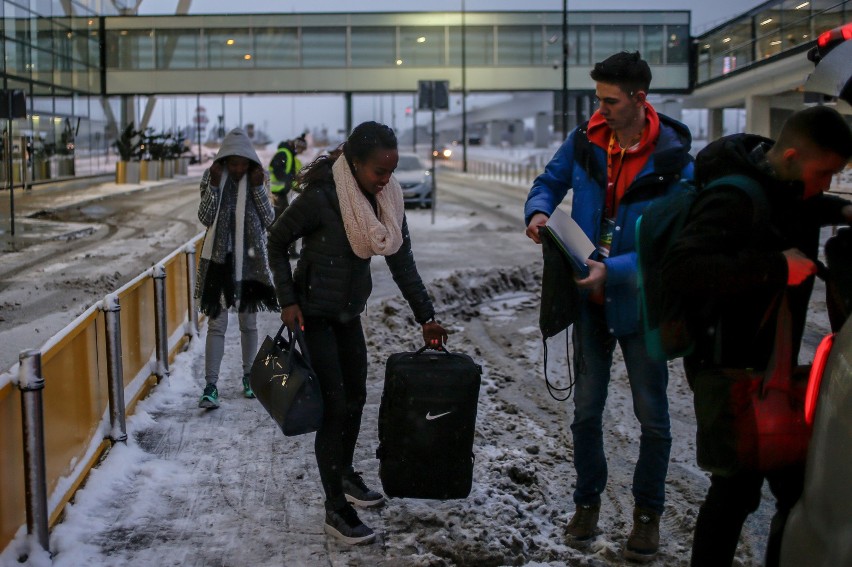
[624, 507, 660, 563]
[342, 471, 385, 508]
[198, 383, 219, 409]
[565, 503, 600, 542]
[324, 503, 375, 545]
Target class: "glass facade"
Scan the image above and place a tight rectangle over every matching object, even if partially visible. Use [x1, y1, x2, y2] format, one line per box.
[497, 25, 544, 66]
[593, 25, 640, 62]
[352, 26, 396, 67]
[254, 27, 299, 68]
[565, 26, 592, 66]
[301, 27, 346, 67]
[400, 26, 444, 66]
[156, 29, 199, 69]
[696, 0, 849, 84]
[449, 25, 494, 66]
[1, 2, 115, 188]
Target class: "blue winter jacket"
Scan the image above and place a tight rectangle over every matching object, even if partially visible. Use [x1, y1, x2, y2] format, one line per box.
[524, 113, 694, 337]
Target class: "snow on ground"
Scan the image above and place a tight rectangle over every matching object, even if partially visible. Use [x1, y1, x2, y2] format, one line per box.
[3, 256, 810, 566]
[2, 146, 843, 566]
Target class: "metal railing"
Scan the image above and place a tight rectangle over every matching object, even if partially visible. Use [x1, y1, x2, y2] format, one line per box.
[0, 232, 204, 556]
[440, 158, 542, 188]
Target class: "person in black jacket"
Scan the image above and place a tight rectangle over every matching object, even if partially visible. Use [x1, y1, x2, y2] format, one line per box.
[662, 106, 852, 567]
[267, 121, 448, 546]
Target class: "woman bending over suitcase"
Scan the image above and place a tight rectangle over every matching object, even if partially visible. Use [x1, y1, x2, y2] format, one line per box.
[267, 121, 448, 545]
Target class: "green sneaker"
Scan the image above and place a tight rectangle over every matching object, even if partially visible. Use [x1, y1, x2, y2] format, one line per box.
[242, 375, 255, 399]
[198, 383, 219, 409]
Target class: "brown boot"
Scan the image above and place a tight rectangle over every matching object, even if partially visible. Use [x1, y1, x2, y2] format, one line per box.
[624, 507, 660, 563]
[565, 503, 600, 542]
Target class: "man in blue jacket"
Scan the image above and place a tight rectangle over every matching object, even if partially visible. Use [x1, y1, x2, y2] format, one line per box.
[524, 51, 694, 562]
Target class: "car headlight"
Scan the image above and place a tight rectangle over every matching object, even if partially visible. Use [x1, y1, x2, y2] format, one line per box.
[442, 148, 452, 158]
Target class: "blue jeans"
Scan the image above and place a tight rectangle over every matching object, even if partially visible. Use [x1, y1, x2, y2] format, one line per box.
[570, 301, 671, 514]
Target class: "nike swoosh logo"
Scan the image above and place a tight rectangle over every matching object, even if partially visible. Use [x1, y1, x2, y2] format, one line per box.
[426, 411, 451, 421]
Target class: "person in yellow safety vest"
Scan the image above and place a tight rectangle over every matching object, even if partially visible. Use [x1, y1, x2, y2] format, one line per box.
[268, 133, 307, 219]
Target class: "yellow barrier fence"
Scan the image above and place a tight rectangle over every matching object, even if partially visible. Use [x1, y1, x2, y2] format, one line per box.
[0, 232, 205, 556]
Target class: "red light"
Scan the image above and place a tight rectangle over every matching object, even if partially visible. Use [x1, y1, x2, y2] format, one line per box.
[817, 23, 852, 48]
[805, 333, 835, 426]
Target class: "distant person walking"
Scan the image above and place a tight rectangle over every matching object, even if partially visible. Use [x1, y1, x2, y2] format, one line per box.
[268, 133, 307, 219]
[662, 106, 852, 567]
[196, 127, 278, 409]
[267, 121, 447, 545]
[524, 51, 694, 562]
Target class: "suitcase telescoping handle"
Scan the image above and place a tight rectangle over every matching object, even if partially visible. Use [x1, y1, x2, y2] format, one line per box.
[273, 323, 313, 368]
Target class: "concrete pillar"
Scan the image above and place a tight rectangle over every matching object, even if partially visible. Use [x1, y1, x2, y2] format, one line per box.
[509, 119, 524, 146]
[344, 92, 353, 136]
[708, 108, 724, 142]
[656, 98, 684, 122]
[745, 95, 772, 138]
[534, 112, 550, 148]
[488, 120, 505, 145]
[120, 96, 135, 130]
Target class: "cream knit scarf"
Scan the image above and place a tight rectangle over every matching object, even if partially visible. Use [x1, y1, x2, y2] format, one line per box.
[332, 155, 404, 259]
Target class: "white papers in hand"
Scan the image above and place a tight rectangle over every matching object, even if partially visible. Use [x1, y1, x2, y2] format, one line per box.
[543, 207, 595, 278]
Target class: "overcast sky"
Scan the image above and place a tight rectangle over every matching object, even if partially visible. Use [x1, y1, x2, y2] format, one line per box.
[134, 0, 764, 145]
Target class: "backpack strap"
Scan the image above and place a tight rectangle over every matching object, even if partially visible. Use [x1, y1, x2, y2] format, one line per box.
[573, 121, 606, 190]
[702, 174, 772, 364]
[703, 174, 769, 229]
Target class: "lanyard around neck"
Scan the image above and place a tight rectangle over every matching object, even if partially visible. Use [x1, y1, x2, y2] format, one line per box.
[606, 131, 633, 217]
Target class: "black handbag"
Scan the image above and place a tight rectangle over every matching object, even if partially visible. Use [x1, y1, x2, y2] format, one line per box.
[249, 324, 323, 436]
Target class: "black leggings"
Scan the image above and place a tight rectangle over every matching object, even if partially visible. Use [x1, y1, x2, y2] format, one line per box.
[690, 464, 804, 567]
[303, 315, 368, 511]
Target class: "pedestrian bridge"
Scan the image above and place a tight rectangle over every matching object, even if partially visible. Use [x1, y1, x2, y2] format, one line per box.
[104, 10, 691, 95]
[102, 3, 849, 142]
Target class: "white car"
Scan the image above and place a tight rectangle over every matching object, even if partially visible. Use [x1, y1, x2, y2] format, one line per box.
[780, 306, 852, 567]
[782, 26, 852, 565]
[395, 153, 432, 208]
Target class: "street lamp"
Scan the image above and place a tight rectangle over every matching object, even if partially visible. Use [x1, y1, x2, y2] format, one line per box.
[461, 0, 468, 172]
[562, 0, 569, 138]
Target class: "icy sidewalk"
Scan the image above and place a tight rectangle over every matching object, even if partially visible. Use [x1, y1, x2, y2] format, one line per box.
[10, 308, 400, 566]
[4, 261, 777, 566]
[5, 266, 601, 567]
[1, 165, 789, 566]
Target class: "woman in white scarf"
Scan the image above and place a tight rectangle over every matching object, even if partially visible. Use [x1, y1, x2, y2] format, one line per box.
[268, 122, 448, 545]
[196, 128, 277, 409]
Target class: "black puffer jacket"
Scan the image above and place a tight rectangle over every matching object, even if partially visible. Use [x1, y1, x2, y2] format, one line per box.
[268, 177, 434, 324]
[662, 133, 849, 369]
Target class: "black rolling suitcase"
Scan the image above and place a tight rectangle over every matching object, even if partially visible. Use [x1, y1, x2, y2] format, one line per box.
[377, 346, 482, 499]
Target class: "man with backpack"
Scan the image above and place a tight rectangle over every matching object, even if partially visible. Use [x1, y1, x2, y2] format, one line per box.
[661, 106, 852, 567]
[524, 51, 694, 562]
